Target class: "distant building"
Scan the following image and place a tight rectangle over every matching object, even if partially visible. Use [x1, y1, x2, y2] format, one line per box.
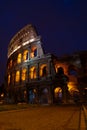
[5, 24, 87, 104]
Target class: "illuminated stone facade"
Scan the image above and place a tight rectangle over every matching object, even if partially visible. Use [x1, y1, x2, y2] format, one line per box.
[6, 24, 87, 104]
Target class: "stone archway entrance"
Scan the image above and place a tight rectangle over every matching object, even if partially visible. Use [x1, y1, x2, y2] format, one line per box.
[54, 87, 62, 104]
[28, 89, 38, 104]
[40, 88, 49, 104]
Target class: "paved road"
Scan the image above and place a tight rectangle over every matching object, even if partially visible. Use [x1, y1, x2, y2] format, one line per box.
[0, 105, 86, 130]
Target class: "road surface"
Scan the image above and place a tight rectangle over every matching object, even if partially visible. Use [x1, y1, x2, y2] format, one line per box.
[0, 105, 86, 130]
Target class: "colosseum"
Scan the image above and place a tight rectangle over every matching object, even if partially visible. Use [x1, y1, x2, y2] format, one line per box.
[6, 24, 87, 104]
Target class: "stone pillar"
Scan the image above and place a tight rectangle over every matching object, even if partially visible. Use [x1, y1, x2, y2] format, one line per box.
[62, 84, 68, 104]
[49, 85, 54, 104]
[37, 63, 40, 80]
[20, 68, 22, 85]
[26, 66, 28, 82]
[48, 59, 52, 78]
[36, 42, 44, 57]
[27, 66, 29, 82]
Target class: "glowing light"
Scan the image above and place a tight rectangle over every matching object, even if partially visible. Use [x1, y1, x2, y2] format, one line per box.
[24, 90, 27, 94]
[22, 68, 27, 81]
[55, 65, 60, 73]
[22, 41, 29, 46]
[54, 87, 62, 93]
[8, 45, 21, 58]
[29, 38, 35, 42]
[54, 87, 62, 99]
[40, 64, 47, 77]
[33, 89, 37, 93]
[15, 71, 20, 82]
[17, 53, 22, 63]
[8, 38, 36, 58]
[30, 52, 34, 58]
[23, 50, 28, 61]
[1, 93, 4, 98]
[68, 82, 78, 91]
[30, 67, 36, 79]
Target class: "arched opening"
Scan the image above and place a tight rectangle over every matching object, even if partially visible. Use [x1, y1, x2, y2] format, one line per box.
[42, 66, 47, 76]
[68, 65, 78, 76]
[55, 65, 60, 73]
[34, 48, 37, 57]
[28, 89, 38, 104]
[40, 88, 49, 104]
[68, 82, 80, 103]
[40, 64, 48, 77]
[54, 87, 62, 103]
[23, 90, 27, 102]
[29, 66, 37, 79]
[30, 46, 37, 59]
[69, 69, 78, 76]
[17, 53, 22, 64]
[15, 70, 20, 82]
[23, 50, 29, 61]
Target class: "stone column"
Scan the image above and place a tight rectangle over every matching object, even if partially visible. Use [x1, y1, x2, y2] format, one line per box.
[62, 84, 68, 104]
[47, 59, 52, 78]
[37, 63, 40, 80]
[20, 68, 22, 85]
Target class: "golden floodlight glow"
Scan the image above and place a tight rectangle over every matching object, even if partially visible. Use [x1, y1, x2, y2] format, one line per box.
[54, 87, 62, 93]
[40, 64, 47, 77]
[29, 38, 35, 42]
[23, 50, 28, 61]
[67, 82, 78, 91]
[33, 89, 37, 93]
[22, 41, 29, 46]
[8, 38, 36, 58]
[22, 68, 27, 81]
[17, 53, 22, 63]
[8, 38, 35, 58]
[15, 71, 20, 82]
[30, 67, 36, 79]
[1, 93, 4, 98]
[55, 65, 60, 73]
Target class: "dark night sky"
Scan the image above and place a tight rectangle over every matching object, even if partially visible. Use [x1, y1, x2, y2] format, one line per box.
[0, 0, 87, 85]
